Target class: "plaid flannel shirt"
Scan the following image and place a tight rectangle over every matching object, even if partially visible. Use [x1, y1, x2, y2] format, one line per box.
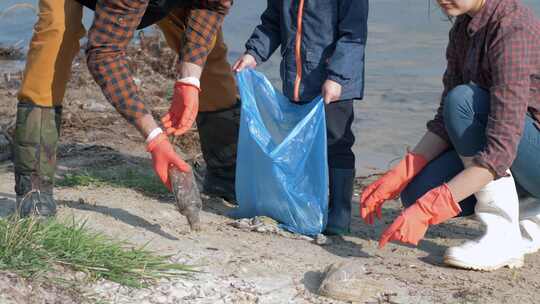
[86, 0, 231, 123]
[427, 0, 540, 178]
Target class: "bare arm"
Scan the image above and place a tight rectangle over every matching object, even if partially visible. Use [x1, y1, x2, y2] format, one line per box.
[411, 131, 495, 202]
[411, 131, 449, 162]
[447, 166, 494, 202]
[178, 61, 203, 79]
[134, 114, 160, 139]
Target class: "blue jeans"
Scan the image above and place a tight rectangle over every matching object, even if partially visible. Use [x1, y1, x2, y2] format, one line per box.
[401, 84, 540, 216]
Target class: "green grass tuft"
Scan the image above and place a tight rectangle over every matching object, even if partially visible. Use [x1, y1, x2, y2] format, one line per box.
[58, 167, 168, 196]
[0, 217, 195, 288]
[59, 172, 103, 188]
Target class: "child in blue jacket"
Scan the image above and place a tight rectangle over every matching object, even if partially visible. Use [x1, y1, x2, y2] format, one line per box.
[233, 0, 368, 235]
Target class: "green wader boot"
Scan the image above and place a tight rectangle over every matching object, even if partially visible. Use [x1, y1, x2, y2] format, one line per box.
[13, 103, 61, 217]
[196, 102, 240, 204]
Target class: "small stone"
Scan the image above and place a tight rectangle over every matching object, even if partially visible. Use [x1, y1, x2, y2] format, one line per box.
[158, 284, 171, 294]
[154, 295, 168, 304]
[230, 219, 251, 230]
[251, 217, 262, 226]
[134, 289, 151, 299]
[255, 226, 269, 233]
[82, 101, 109, 113]
[99, 282, 111, 290]
[73, 271, 87, 281]
[314, 234, 332, 246]
[194, 287, 206, 298]
[170, 287, 189, 299]
[173, 281, 190, 289]
[297, 235, 314, 242]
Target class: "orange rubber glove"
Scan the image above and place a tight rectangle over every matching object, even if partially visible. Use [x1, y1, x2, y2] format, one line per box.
[360, 152, 428, 224]
[161, 81, 200, 136]
[147, 133, 191, 191]
[378, 184, 461, 248]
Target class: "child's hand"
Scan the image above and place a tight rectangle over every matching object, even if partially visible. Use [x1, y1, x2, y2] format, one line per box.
[232, 54, 257, 72]
[322, 79, 342, 104]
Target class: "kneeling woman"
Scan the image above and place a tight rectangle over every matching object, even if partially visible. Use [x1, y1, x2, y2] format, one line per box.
[360, 0, 540, 271]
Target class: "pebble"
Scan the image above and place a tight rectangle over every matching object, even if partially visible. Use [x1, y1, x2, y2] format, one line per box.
[153, 295, 168, 303]
[255, 226, 270, 233]
[314, 234, 332, 246]
[82, 102, 109, 113]
[251, 217, 262, 226]
[133, 289, 151, 298]
[297, 235, 314, 242]
[230, 219, 251, 230]
[157, 284, 171, 294]
[73, 271, 87, 281]
[172, 282, 186, 289]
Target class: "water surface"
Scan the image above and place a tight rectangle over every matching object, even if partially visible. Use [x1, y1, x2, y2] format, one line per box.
[2, 0, 539, 173]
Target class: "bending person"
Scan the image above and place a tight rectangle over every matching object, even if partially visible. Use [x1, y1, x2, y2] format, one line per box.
[360, 0, 540, 271]
[13, 0, 238, 218]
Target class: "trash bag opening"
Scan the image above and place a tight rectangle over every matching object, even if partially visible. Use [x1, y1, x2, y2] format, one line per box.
[235, 69, 329, 236]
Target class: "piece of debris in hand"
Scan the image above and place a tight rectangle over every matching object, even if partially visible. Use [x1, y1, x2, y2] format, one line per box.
[169, 167, 203, 232]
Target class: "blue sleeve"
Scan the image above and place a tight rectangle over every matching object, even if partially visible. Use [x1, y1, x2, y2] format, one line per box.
[326, 0, 368, 85]
[244, 0, 281, 64]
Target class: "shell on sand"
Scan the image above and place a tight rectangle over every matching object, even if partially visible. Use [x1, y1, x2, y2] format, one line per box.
[318, 261, 385, 303]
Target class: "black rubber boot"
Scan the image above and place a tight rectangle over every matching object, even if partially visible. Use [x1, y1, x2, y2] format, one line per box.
[13, 103, 61, 217]
[324, 168, 355, 235]
[196, 102, 240, 203]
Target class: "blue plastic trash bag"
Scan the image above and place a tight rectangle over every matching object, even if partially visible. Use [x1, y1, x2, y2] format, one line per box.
[234, 69, 328, 236]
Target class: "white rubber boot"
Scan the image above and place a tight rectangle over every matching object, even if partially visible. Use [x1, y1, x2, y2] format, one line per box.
[444, 158, 524, 271]
[519, 196, 540, 255]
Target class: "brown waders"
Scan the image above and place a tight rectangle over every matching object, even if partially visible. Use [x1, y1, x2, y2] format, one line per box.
[13, 1, 239, 217]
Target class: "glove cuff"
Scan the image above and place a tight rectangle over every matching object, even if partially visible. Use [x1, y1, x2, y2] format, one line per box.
[399, 152, 429, 179]
[388, 152, 429, 197]
[145, 127, 163, 143]
[176, 77, 201, 91]
[427, 184, 462, 225]
[146, 133, 168, 153]
[441, 183, 462, 217]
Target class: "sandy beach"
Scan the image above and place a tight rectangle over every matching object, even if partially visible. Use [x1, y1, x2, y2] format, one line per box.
[1, 1, 540, 303]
